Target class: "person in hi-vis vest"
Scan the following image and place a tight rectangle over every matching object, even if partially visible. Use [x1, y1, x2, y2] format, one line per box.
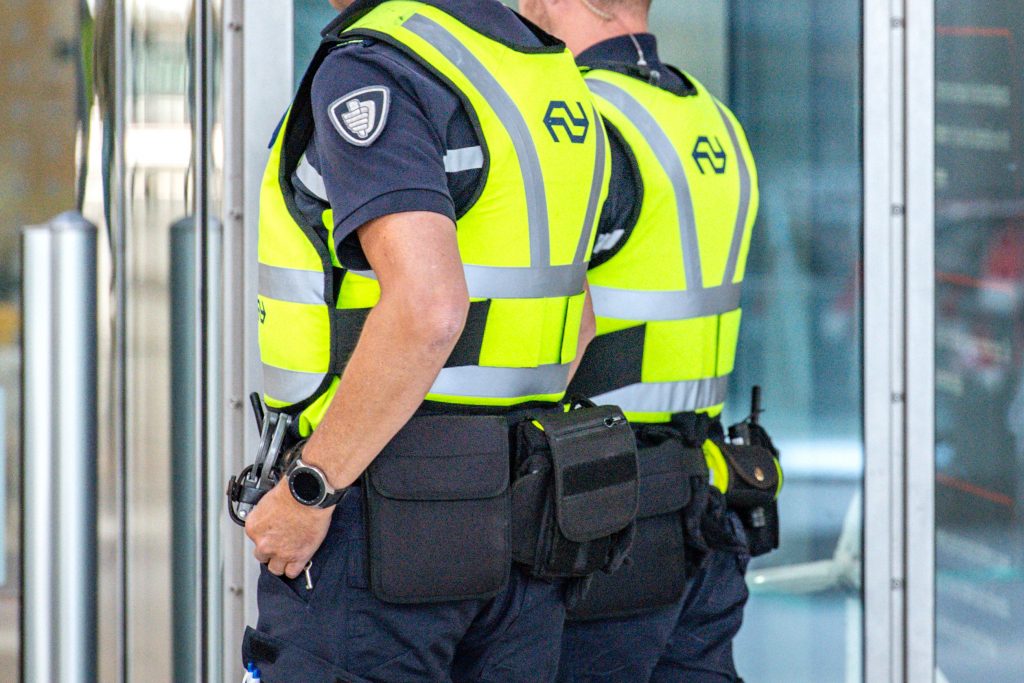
[240, 0, 617, 680]
[520, 0, 762, 681]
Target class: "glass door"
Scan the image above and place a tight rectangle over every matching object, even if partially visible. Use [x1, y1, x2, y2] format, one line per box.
[934, 2, 1024, 680]
[716, 2, 864, 680]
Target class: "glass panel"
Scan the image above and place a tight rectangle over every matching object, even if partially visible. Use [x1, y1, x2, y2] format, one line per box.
[935, 3, 1024, 680]
[295, 0, 337, 86]
[0, 1, 92, 677]
[719, 2, 864, 680]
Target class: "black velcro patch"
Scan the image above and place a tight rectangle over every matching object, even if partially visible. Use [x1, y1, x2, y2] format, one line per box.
[562, 452, 639, 497]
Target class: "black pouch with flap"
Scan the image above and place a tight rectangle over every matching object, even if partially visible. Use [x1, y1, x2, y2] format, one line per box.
[511, 404, 640, 581]
[363, 415, 511, 604]
[716, 442, 782, 557]
[568, 434, 709, 621]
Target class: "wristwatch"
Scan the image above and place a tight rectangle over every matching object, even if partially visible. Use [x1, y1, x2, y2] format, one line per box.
[286, 450, 348, 509]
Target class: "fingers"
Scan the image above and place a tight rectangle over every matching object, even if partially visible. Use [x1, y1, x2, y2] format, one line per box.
[267, 558, 288, 576]
[284, 561, 308, 580]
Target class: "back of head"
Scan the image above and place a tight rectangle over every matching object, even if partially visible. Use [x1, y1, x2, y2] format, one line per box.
[520, 0, 651, 55]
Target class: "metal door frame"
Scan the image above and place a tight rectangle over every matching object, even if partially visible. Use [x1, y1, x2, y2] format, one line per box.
[221, 2, 295, 679]
[863, 0, 936, 681]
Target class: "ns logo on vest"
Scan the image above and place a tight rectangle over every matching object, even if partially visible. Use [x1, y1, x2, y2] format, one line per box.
[544, 101, 590, 143]
[329, 86, 392, 147]
[692, 135, 728, 174]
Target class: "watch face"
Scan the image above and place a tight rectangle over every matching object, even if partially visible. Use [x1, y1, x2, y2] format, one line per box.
[290, 468, 325, 506]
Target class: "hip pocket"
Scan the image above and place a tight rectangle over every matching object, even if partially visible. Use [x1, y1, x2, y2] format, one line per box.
[363, 415, 511, 604]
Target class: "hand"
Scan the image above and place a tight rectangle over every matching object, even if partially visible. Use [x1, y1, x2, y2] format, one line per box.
[245, 480, 333, 579]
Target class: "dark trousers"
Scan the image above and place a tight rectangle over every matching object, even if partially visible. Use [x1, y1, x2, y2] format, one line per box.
[558, 515, 750, 683]
[243, 488, 566, 683]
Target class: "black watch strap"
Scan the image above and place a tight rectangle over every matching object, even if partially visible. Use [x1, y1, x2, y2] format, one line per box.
[317, 487, 348, 509]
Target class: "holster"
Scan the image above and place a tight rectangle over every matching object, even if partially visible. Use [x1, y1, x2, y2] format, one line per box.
[362, 415, 511, 604]
[707, 439, 782, 557]
[511, 404, 639, 582]
[567, 430, 708, 621]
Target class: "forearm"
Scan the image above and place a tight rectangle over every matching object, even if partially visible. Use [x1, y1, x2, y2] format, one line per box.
[302, 296, 464, 488]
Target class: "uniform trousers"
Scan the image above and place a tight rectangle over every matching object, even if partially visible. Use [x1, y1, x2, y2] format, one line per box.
[243, 487, 566, 682]
[557, 513, 750, 683]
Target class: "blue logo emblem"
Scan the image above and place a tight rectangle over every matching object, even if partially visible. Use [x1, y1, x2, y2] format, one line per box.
[692, 136, 728, 174]
[544, 101, 590, 144]
[258, 299, 267, 324]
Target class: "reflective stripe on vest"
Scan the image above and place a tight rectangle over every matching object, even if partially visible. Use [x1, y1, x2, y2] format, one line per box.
[347, 262, 591, 300]
[259, 264, 323, 306]
[586, 78, 752, 322]
[294, 145, 487, 204]
[592, 377, 729, 415]
[431, 363, 571, 400]
[264, 364, 324, 405]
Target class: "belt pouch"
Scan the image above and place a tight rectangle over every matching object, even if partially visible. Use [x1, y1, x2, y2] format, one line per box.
[568, 439, 705, 621]
[713, 442, 782, 557]
[363, 415, 511, 603]
[511, 405, 639, 579]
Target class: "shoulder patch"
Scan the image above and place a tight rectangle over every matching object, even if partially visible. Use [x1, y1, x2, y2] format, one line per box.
[328, 86, 391, 147]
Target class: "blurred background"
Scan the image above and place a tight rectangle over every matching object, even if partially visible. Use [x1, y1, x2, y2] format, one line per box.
[0, 0, 1021, 681]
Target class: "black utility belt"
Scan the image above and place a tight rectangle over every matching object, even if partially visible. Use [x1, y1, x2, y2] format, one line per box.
[361, 404, 640, 604]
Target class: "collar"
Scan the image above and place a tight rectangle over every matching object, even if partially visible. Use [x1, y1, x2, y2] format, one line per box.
[576, 34, 662, 71]
[577, 34, 695, 96]
[322, 0, 561, 49]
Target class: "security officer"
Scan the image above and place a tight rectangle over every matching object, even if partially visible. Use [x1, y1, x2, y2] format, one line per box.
[519, 0, 761, 681]
[241, 0, 611, 681]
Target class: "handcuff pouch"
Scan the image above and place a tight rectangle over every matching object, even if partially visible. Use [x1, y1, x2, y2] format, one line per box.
[511, 405, 639, 580]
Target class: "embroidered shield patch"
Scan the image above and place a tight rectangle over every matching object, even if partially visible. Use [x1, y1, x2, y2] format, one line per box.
[328, 86, 391, 147]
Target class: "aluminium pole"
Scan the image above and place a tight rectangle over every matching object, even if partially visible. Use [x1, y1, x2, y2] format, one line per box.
[21, 212, 99, 683]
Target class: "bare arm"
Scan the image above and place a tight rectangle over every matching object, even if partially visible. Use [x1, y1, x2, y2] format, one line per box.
[567, 281, 597, 384]
[304, 210, 470, 487]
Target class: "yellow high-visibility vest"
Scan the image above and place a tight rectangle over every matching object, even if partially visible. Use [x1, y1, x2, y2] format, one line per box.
[570, 67, 760, 424]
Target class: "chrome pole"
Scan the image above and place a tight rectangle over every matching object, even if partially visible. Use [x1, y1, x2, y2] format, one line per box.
[21, 212, 99, 683]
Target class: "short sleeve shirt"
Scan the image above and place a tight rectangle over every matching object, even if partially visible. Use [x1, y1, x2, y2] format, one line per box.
[299, 0, 545, 270]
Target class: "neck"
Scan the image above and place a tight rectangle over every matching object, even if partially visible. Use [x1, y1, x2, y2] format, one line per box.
[559, 8, 648, 56]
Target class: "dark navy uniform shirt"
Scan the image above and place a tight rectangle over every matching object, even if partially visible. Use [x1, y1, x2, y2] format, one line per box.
[298, 0, 548, 270]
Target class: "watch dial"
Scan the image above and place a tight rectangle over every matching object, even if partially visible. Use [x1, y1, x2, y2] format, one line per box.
[292, 469, 323, 504]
